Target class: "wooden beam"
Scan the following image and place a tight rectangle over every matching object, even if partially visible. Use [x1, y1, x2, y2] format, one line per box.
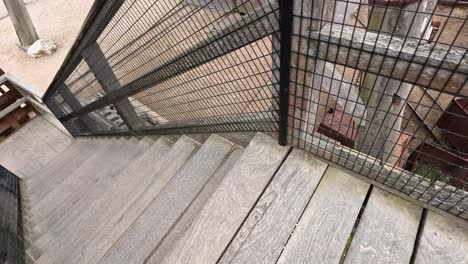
[58, 86, 101, 133]
[0, 97, 27, 119]
[82, 42, 143, 131]
[304, 23, 468, 97]
[3, 0, 38, 46]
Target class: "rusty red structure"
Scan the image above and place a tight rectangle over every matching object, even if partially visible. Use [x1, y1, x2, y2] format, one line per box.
[403, 98, 468, 191]
[317, 106, 357, 149]
[437, 98, 468, 156]
[0, 68, 39, 138]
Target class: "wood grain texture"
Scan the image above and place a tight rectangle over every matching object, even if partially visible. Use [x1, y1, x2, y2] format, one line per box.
[277, 166, 370, 264]
[28, 139, 99, 202]
[67, 136, 199, 264]
[145, 147, 245, 264]
[218, 149, 328, 264]
[308, 23, 468, 96]
[96, 134, 234, 264]
[30, 138, 172, 264]
[414, 212, 468, 264]
[344, 188, 423, 264]
[0, 115, 73, 178]
[28, 139, 151, 261]
[161, 133, 289, 264]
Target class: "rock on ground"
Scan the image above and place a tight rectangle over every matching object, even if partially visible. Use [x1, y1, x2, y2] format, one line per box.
[27, 39, 57, 58]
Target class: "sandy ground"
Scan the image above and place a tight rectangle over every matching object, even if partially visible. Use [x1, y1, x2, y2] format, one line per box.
[0, 0, 94, 95]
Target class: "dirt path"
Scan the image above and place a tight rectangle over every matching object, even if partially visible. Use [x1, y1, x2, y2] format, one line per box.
[0, 0, 94, 95]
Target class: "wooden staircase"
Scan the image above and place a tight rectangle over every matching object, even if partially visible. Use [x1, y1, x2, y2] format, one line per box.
[1, 114, 468, 264]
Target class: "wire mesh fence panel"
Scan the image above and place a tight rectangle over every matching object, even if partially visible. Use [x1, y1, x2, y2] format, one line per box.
[288, 0, 467, 220]
[45, 0, 280, 135]
[43, 0, 467, 220]
[0, 165, 25, 264]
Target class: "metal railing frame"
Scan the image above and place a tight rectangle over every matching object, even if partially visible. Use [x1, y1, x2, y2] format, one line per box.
[41, 0, 468, 221]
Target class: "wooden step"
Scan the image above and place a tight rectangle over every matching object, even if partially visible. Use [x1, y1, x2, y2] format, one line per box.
[24, 138, 121, 227]
[343, 188, 423, 263]
[26, 138, 101, 202]
[161, 133, 289, 264]
[218, 148, 328, 264]
[276, 167, 370, 264]
[27, 137, 170, 263]
[97, 134, 236, 264]
[0, 115, 73, 178]
[146, 146, 245, 264]
[64, 135, 201, 264]
[27, 139, 151, 248]
[25, 138, 137, 237]
[32, 135, 200, 264]
[414, 212, 468, 264]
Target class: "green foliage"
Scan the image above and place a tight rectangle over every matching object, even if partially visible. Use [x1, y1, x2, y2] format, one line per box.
[413, 163, 450, 184]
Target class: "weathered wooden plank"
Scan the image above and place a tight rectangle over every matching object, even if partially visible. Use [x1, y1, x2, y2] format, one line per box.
[276, 166, 370, 264]
[30, 138, 170, 264]
[67, 136, 199, 264]
[344, 188, 423, 264]
[3, 0, 38, 46]
[304, 23, 468, 97]
[218, 149, 328, 264]
[161, 133, 289, 264]
[414, 212, 468, 264]
[145, 147, 245, 264]
[302, 133, 468, 221]
[95, 135, 234, 264]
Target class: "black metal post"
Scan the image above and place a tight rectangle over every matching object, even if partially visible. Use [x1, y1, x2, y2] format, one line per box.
[278, 0, 293, 146]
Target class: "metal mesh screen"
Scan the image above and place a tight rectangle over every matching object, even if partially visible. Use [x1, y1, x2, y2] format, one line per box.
[43, 0, 468, 220]
[287, 0, 467, 220]
[46, 0, 280, 135]
[0, 165, 24, 264]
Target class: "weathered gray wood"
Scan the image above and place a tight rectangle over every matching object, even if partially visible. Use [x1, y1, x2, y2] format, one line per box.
[286, 0, 331, 141]
[145, 147, 245, 264]
[96, 134, 234, 264]
[161, 133, 289, 264]
[82, 42, 143, 131]
[59, 85, 99, 132]
[306, 23, 468, 97]
[355, 0, 436, 163]
[344, 188, 423, 264]
[27, 139, 98, 198]
[276, 166, 370, 264]
[0, 116, 73, 178]
[26, 138, 121, 224]
[26, 139, 135, 240]
[302, 133, 468, 221]
[3, 0, 38, 46]
[30, 138, 174, 264]
[414, 212, 468, 264]
[65, 136, 200, 264]
[218, 149, 328, 264]
[28, 139, 151, 254]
